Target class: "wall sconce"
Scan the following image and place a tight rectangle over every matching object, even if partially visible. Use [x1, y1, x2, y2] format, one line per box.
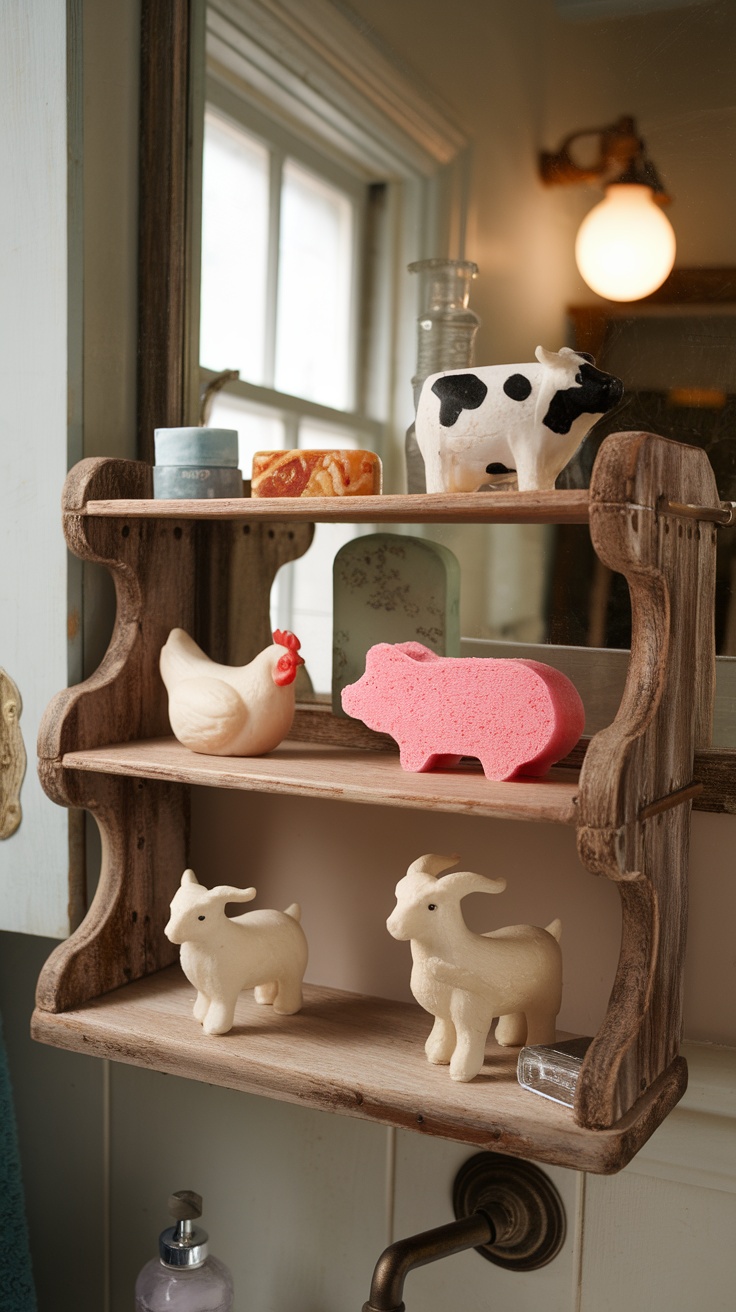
[540, 115, 676, 302]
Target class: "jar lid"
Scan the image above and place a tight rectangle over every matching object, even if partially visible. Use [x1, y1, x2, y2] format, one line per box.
[154, 427, 239, 468]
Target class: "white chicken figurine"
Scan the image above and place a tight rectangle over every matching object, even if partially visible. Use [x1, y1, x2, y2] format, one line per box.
[160, 627, 305, 756]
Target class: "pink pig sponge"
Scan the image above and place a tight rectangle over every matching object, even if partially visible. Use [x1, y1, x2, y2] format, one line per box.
[341, 641, 585, 781]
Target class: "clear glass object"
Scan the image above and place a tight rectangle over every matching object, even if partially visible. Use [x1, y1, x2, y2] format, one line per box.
[406, 258, 480, 492]
[517, 1036, 593, 1107]
[135, 1191, 234, 1312]
[575, 183, 676, 302]
[135, 1254, 234, 1312]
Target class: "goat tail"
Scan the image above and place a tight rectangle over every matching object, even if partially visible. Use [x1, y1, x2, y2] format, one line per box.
[284, 902, 302, 922]
[546, 918, 562, 942]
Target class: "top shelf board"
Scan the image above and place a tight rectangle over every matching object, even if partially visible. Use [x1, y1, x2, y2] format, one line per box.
[80, 490, 591, 525]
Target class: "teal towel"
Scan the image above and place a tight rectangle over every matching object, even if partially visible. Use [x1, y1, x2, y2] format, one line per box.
[0, 1013, 37, 1311]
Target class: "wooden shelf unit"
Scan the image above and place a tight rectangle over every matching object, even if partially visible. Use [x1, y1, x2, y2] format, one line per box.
[32, 432, 724, 1174]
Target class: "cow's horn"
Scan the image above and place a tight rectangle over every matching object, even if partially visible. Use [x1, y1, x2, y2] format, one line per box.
[535, 344, 560, 366]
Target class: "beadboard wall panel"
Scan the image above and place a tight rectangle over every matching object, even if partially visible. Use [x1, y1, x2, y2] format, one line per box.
[107, 1063, 388, 1312]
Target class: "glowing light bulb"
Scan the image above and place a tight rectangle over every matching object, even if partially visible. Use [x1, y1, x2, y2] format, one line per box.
[575, 183, 676, 302]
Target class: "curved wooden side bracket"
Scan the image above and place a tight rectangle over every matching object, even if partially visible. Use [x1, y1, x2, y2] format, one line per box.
[36, 458, 313, 1011]
[575, 432, 719, 1128]
[36, 769, 188, 1013]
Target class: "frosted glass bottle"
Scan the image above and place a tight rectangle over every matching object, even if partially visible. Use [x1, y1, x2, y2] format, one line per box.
[405, 259, 481, 492]
[135, 1191, 234, 1312]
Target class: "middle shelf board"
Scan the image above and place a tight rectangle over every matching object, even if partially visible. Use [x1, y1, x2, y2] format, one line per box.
[30, 966, 685, 1176]
[61, 738, 580, 824]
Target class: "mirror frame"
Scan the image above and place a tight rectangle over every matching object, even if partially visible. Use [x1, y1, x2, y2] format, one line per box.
[135, 0, 736, 814]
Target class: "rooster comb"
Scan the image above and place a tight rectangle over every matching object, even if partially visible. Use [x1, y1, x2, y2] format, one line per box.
[273, 629, 301, 652]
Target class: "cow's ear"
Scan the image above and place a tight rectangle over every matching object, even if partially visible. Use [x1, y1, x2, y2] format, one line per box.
[577, 351, 596, 365]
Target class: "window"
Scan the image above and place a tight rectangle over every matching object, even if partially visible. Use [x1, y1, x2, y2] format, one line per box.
[198, 3, 468, 690]
[200, 100, 385, 688]
[200, 101, 383, 462]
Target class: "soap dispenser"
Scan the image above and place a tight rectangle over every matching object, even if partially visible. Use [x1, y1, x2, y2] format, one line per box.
[135, 1190, 234, 1311]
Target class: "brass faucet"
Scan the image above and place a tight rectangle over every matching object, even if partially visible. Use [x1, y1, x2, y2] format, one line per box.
[363, 1152, 566, 1312]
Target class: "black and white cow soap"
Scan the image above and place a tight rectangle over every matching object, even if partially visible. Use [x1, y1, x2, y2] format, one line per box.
[415, 346, 623, 493]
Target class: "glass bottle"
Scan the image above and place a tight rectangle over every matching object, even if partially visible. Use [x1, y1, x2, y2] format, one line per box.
[405, 258, 481, 492]
[135, 1191, 234, 1312]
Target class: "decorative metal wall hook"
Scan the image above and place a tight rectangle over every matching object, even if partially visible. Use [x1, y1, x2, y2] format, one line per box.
[0, 668, 26, 840]
[362, 1153, 566, 1312]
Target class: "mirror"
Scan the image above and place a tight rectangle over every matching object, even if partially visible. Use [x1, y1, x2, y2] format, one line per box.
[138, 0, 736, 744]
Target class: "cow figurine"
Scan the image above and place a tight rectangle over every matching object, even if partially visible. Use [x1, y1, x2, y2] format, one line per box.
[415, 345, 623, 493]
[341, 641, 585, 781]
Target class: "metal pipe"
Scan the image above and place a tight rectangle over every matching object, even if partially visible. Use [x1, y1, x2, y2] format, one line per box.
[362, 1208, 503, 1312]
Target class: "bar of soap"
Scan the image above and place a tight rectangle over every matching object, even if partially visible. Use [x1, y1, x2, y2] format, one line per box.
[251, 449, 382, 497]
[341, 642, 585, 780]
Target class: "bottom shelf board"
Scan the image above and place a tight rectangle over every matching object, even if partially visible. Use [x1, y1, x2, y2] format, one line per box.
[31, 967, 684, 1175]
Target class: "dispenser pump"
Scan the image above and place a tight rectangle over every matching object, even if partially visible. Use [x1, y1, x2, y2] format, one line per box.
[135, 1190, 234, 1311]
[160, 1191, 209, 1269]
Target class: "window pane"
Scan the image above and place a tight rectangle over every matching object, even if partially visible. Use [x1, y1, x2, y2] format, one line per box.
[275, 523, 367, 694]
[275, 160, 355, 409]
[200, 112, 270, 380]
[299, 420, 358, 450]
[207, 391, 285, 478]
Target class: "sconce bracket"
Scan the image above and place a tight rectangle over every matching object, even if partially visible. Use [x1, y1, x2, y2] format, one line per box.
[452, 1152, 566, 1272]
[540, 114, 669, 201]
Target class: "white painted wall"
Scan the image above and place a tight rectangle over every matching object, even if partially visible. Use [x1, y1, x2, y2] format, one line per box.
[349, 0, 736, 362]
[0, 3, 735, 1311]
[0, 0, 82, 936]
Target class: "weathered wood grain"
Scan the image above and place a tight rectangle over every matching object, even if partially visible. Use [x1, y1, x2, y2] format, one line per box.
[35, 772, 187, 1012]
[30, 966, 687, 1176]
[36, 458, 310, 1009]
[59, 737, 581, 825]
[82, 490, 592, 524]
[575, 431, 720, 1130]
[32, 437, 723, 1165]
[138, 0, 193, 459]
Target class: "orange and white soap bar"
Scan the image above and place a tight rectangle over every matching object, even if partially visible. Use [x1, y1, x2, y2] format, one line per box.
[251, 449, 382, 498]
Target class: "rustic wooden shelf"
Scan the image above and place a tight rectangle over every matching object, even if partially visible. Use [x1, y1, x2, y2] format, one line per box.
[81, 488, 590, 524]
[33, 437, 725, 1172]
[61, 738, 580, 825]
[30, 966, 685, 1176]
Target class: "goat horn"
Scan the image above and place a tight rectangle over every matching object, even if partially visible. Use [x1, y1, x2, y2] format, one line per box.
[406, 853, 460, 880]
[181, 868, 199, 887]
[209, 885, 257, 903]
[439, 870, 507, 897]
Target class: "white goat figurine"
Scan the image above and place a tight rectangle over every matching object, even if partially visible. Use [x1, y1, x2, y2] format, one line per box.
[387, 854, 562, 1082]
[165, 869, 308, 1035]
